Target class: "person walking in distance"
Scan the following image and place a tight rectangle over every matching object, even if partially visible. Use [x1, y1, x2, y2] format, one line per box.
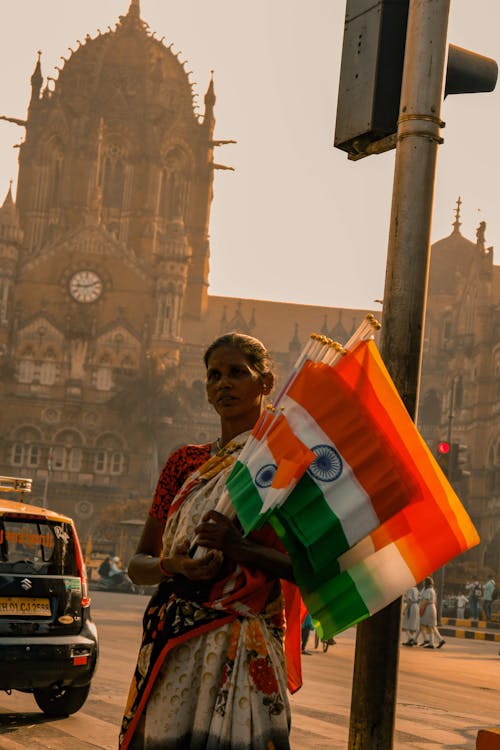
[418, 577, 445, 649]
[483, 577, 496, 621]
[456, 592, 468, 620]
[401, 586, 420, 646]
[468, 580, 482, 619]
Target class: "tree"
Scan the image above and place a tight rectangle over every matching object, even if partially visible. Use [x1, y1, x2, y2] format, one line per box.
[108, 354, 180, 489]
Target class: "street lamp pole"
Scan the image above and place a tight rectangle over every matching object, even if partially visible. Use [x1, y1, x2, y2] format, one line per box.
[348, 1, 451, 747]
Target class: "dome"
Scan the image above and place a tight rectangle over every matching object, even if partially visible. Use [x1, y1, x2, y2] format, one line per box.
[49, 0, 196, 126]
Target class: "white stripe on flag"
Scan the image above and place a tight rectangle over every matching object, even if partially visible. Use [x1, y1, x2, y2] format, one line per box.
[348, 542, 416, 615]
[281, 394, 379, 545]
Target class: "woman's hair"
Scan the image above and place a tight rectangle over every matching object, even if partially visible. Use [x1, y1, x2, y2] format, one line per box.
[203, 332, 274, 379]
[424, 576, 434, 587]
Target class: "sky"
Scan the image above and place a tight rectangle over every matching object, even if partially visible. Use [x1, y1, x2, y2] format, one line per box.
[0, 0, 498, 311]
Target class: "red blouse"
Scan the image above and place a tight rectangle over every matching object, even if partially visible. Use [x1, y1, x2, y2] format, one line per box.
[149, 444, 211, 522]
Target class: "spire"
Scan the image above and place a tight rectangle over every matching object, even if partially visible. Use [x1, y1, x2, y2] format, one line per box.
[476, 220, 486, 250]
[203, 71, 216, 133]
[0, 181, 18, 225]
[127, 0, 141, 18]
[118, 0, 147, 31]
[0, 181, 22, 242]
[29, 50, 43, 109]
[452, 196, 462, 234]
[204, 71, 216, 111]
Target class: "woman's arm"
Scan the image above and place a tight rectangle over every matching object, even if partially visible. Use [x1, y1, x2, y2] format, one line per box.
[128, 515, 224, 585]
[194, 509, 295, 582]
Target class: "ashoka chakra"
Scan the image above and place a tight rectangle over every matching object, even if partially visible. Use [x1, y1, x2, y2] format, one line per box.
[307, 445, 342, 482]
[255, 463, 277, 488]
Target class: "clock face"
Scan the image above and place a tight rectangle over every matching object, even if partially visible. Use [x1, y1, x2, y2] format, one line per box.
[69, 270, 103, 303]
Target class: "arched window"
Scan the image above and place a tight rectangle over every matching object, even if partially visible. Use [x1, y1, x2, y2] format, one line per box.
[102, 143, 126, 209]
[40, 348, 57, 386]
[52, 430, 83, 472]
[159, 147, 190, 220]
[10, 426, 42, 468]
[18, 348, 35, 384]
[11, 444, 24, 466]
[94, 434, 125, 476]
[96, 354, 113, 391]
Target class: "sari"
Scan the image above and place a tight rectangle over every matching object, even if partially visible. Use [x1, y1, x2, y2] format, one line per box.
[119, 433, 300, 750]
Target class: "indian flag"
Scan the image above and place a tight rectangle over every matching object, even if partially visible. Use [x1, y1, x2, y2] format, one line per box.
[227, 335, 478, 638]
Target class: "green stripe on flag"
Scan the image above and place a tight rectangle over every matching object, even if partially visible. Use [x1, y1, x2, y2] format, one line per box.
[226, 462, 269, 533]
[302, 570, 370, 639]
[275, 472, 350, 569]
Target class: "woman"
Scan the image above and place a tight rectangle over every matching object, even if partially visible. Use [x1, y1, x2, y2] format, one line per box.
[418, 577, 445, 649]
[401, 586, 420, 646]
[119, 333, 300, 750]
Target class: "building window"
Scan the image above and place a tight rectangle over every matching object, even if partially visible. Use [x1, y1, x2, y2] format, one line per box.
[11, 444, 24, 466]
[96, 365, 113, 391]
[110, 452, 124, 475]
[18, 358, 35, 383]
[95, 451, 106, 473]
[28, 445, 40, 467]
[40, 360, 57, 386]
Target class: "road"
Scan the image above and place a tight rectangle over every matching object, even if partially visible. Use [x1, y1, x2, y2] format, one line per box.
[0, 591, 498, 749]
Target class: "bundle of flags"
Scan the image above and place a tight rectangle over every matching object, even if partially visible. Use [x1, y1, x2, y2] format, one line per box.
[223, 315, 479, 638]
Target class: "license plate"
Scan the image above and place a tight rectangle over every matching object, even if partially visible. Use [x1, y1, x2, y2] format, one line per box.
[0, 597, 51, 617]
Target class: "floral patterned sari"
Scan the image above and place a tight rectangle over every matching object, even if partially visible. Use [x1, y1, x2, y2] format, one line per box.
[119, 435, 298, 750]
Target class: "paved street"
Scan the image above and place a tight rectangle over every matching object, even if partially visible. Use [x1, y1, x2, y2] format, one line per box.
[0, 591, 498, 749]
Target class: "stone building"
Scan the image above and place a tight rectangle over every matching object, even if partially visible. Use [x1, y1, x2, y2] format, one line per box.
[418, 200, 500, 578]
[0, 1, 497, 578]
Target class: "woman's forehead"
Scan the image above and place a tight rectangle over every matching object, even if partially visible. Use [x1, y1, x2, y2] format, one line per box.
[206, 345, 251, 367]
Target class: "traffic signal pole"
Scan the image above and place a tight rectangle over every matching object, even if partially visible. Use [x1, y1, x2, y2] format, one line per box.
[348, 2, 451, 748]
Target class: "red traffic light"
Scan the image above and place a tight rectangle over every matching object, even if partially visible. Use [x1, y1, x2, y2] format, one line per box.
[437, 441, 451, 455]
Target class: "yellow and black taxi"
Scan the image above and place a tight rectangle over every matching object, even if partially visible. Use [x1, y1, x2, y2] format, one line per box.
[0, 477, 98, 716]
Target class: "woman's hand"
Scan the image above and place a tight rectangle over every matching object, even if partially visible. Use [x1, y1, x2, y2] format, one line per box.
[194, 510, 243, 558]
[195, 510, 295, 582]
[163, 536, 223, 581]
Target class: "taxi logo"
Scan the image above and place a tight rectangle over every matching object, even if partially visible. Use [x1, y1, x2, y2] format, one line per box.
[20, 578, 32, 591]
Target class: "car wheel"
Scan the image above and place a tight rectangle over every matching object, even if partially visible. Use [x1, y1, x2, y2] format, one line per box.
[33, 683, 91, 716]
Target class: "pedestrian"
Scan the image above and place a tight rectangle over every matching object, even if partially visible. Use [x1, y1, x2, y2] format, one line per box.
[301, 612, 314, 655]
[401, 586, 420, 646]
[418, 577, 445, 649]
[456, 592, 468, 619]
[483, 577, 496, 621]
[468, 580, 482, 619]
[119, 333, 300, 750]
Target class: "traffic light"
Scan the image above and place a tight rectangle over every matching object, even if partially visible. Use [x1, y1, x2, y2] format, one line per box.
[436, 440, 451, 476]
[449, 442, 470, 482]
[334, 0, 498, 159]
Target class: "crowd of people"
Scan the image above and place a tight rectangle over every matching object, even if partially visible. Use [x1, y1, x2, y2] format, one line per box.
[464, 577, 496, 620]
[401, 575, 497, 650]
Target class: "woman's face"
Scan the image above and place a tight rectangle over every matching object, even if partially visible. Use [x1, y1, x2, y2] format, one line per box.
[205, 345, 271, 429]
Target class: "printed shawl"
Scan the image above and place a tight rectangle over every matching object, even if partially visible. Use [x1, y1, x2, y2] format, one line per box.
[119, 435, 301, 750]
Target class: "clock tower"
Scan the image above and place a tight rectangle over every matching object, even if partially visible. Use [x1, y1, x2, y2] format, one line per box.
[0, 0, 221, 524]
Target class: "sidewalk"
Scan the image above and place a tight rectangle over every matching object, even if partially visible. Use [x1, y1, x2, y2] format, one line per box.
[440, 616, 500, 643]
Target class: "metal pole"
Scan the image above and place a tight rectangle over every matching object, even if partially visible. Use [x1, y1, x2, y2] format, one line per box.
[437, 377, 456, 620]
[348, 1, 451, 747]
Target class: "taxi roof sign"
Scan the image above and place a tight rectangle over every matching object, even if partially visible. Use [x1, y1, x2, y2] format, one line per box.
[0, 476, 33, 494]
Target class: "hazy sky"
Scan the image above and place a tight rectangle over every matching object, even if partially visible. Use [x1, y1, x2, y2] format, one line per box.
[0, 0, 498, 310]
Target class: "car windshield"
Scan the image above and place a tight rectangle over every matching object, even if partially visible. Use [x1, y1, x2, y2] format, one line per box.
[0, 516, 78, 576]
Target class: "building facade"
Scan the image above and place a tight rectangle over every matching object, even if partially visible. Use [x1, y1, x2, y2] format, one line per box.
[0, 1, 497, 578]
